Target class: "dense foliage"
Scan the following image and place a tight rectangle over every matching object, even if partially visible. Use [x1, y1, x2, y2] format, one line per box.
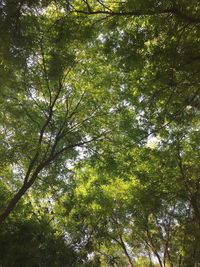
[0, 0, 200, 266]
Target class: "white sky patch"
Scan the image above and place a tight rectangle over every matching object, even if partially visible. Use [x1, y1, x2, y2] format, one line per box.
[146, 135, 160, 148]
[97, 33, 106, 43]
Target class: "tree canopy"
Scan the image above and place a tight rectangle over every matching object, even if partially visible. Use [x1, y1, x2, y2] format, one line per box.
[0, 0, 200, 266]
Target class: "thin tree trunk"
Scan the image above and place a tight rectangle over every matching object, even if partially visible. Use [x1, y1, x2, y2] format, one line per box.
[0, 161, 44, 225]
[119, 235, 134, 267]
[0, 180, 33, 225]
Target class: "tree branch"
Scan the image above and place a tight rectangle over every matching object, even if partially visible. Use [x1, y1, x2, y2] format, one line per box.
[72, 6, 200, 24]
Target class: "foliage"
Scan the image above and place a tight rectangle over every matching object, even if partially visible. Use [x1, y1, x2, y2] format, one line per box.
[0, 0, 200, 266]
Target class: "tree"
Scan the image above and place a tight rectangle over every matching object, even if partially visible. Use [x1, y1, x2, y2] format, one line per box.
[0, 0, 200, 266]
[0, 2, 118, 224]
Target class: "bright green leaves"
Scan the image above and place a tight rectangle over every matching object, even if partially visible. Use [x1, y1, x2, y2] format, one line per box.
[0, 0, 200, 266]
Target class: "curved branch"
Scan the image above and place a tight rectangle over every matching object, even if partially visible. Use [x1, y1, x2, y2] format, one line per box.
[73, 6, 200, 24]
